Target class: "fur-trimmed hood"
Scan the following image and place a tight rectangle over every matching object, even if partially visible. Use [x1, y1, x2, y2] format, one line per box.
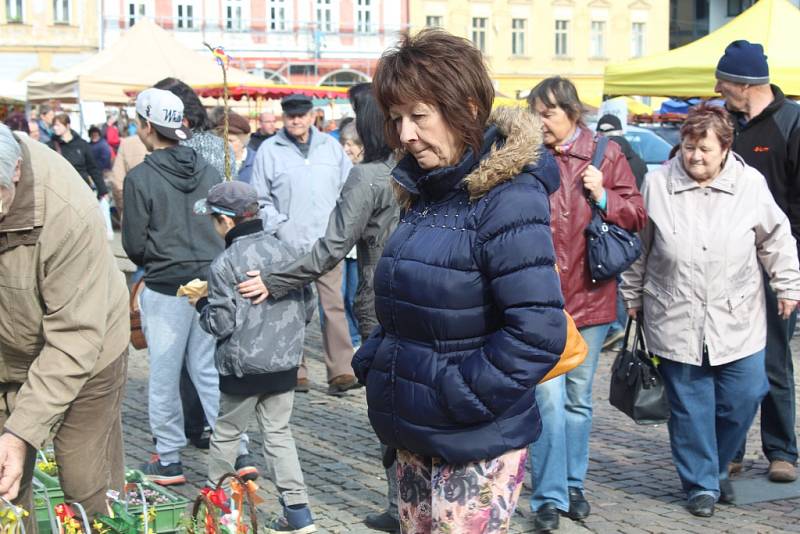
[392, 106, 554, 207]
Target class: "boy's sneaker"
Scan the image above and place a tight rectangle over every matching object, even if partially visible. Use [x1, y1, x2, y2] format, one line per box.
[235, 454, 259, 481]
[140, 458, 186, 486]
[265, 500, 316, 534]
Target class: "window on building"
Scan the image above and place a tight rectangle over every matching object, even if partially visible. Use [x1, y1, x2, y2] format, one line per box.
[471, 17, 487, 54]
[268, 0, 286, 31]
[356, 0, 372, 33]
[225, 0, 245, 31]
[5, 0, 22, 22]
[316, 0, 333, 32]
[631, 22, 646, 57]
[727, 0, 754, 16]
[176, 2, 194, 29]
[53, 0, 69, 23]
[555, 19, 569, 57]
[425, 15, 442, 28]
[511, 18, 526, 56]
[590, 21, 605, 58]
[289, 64, 317, 76]
[126, 1, 146, 27]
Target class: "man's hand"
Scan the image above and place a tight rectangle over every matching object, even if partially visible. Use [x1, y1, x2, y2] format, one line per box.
[778, 299, 798, 320]
[0, 432, 28, 501]
[582, 165, 605, 202]
[627, 307, 641, 319]
[238, 271, 270, 304]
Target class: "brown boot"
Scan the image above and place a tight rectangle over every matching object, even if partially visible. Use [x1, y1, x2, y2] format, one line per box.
[728, 460, 743, 477]
[327, 374, 363, 396]
[768, 460, 797, 482]
[295, 377, 310, 393]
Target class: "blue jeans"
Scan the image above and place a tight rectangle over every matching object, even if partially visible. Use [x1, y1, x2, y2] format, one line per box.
[529, 322, 611, 512]
[342, 257, 360, 347]
[660, 350, 769, 500]
[607, 277, 626, 334]
[140, 287, 247, 463]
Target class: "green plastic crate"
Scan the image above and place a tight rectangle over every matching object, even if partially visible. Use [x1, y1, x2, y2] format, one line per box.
[32, 475, 64, 534]
[126, 481, 191, 534]
[33, 468, 60, 490]
[32, 474, 190, 533]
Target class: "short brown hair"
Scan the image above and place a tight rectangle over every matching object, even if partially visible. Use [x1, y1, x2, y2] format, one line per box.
[527, 77, 585, 125]
[372, 29, 494, 159]
[53, 113, 70, 127]
[680, 103, 734, 149]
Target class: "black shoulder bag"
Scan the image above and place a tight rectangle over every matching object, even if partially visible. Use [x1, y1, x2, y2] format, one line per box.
[584, 136, 642, 282]
[609, 316, 670, 425]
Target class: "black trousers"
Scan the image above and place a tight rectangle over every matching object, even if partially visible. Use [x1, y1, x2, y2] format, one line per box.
[736, 271, 798, 464]
[181, 363, 208, 438]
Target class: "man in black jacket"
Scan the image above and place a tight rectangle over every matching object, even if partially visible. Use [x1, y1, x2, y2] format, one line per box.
[596, 114, 648, 189]
[122, 88, 253, 485]
[716, 40, 800, 483]
[248, 112, 277, 153]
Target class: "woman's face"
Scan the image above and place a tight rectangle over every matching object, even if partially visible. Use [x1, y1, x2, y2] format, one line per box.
[52, 120, 67, 137]
[532, 98, 577, 147]
[227, 133, 244, 159]
[343, 139, 363, 164]
[388, 102, 463, 170]
[681, 129, 728, 183]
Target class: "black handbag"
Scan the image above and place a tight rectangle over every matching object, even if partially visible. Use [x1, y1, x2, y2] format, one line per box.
[584, 136, 642, 282]
[609, 316, 670, 425]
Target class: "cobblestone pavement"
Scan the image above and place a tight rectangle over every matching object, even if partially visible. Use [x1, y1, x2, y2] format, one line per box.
[115, 234, 800, 534]
[122, 324, 800, 534]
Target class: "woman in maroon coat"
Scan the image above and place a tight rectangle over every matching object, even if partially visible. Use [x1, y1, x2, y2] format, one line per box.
[526, 77, 646, 532]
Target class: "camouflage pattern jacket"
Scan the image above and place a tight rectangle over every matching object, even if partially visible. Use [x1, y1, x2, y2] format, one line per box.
[197, 219, 313, 394]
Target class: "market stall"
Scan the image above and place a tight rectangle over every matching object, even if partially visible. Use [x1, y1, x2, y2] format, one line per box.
[603, 0, 800, 97]
[26, 19, 263, 104]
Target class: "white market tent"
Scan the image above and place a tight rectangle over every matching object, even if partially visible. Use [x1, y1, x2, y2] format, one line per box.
[27, 18, 263, 104]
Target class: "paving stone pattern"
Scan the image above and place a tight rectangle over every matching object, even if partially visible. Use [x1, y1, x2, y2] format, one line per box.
[121, 323, 800, 534]
[113, 226, 800, 534]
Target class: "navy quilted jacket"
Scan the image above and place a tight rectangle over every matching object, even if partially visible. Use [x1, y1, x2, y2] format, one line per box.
[352, 108, 566, 464]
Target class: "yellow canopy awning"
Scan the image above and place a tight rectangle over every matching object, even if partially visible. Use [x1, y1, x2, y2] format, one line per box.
[494, 76, 606, 110]
[604, 0, 800, 97]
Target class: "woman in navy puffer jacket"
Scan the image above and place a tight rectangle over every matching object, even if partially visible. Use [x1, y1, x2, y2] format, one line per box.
[352, 29, 566, 533]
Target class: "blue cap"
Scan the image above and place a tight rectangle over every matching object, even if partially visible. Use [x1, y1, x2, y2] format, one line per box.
[716, 40, 769, 85]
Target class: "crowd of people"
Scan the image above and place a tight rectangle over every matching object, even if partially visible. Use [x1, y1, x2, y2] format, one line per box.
[0, 30, 799, 534]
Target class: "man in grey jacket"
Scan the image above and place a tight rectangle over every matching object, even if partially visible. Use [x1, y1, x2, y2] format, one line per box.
[248, 94, 357, 395]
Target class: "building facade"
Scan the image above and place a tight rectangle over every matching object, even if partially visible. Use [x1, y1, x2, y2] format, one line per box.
[0, 0, 101, 89]
[100, 0, 407, 86]
[408, 0, 670, 105]
[670, 0, 800, 49]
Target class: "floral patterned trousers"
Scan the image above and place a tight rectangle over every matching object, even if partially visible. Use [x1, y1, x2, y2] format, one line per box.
[396, 447, 528, 534]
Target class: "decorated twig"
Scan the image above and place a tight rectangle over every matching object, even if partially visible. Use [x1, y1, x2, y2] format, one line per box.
[203, 43, 233, 182]
[188, 472, 259, 534]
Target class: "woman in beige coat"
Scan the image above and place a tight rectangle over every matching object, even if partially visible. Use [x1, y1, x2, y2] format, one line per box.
[621, 104, 800, 518]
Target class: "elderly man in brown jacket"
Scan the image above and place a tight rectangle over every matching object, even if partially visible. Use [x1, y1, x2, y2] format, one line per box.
[0, 124, 129, 531]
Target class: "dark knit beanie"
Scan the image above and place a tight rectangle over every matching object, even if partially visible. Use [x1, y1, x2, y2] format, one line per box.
[715, 40, 769, 85]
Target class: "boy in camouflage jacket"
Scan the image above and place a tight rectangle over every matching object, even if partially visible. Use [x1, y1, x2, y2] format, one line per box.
[192, 181, 317, 534]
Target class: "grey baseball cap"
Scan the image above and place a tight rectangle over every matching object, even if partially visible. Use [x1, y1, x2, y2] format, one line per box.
[136, 88, 192, 141]
[194, 181, 259, 218]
